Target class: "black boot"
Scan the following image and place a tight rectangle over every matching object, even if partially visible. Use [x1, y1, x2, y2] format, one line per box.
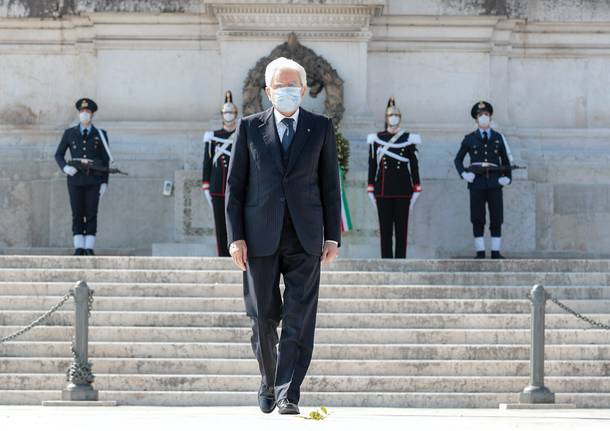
[475, 251, 486, 259]
[491, 251, 505, 259]
[84, 249, 95, 256]
[73, 248, 85, 256]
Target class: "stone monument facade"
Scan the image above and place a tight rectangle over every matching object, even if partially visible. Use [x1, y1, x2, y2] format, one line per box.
[0, 0, 609, 258]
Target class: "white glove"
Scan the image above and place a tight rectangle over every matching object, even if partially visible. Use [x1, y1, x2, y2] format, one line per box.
[498, 176, 511, 186]
[63, 165, 78, 176]
[409, 192, 420, 211]
[461, 172, 475, 183]
[99, 183, 108, 198]
[203, 189, 213, 209]
[368, 192, 377, 209]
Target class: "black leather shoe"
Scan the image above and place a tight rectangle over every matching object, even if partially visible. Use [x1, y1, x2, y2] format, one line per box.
[475, 251, 485, 259]
[258, 384, 275, 414]
[277, 399, 299, 415]
[84, 249, 95, 256]
[491, 251, 505, 259]
[73, 248, 85, 256]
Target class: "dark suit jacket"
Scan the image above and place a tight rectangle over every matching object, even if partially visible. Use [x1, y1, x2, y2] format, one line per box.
[55, 125, 110, 185]
[454, 129, 512, 190]
[225, 107, 341, 257]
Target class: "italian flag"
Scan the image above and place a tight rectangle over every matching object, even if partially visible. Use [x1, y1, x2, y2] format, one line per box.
[339, 165, 353, 232]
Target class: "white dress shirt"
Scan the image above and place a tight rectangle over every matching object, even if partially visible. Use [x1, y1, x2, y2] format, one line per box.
[478, 128, 490, 139]
[273, 107, 299, 141]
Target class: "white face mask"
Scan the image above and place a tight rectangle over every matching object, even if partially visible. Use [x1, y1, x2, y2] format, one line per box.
[222, 112, 236, 123]
[79, 111, 92, 125]
[477, 114, 491, 128]
[387, 115, 401, 127]
[270, 86, 302, 114]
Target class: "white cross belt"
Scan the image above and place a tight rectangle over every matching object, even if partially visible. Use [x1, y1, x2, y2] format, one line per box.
[204, 133, 234, 166]
[368, 131, 421, 172]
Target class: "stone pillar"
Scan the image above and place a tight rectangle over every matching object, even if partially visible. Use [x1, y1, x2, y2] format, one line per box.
[62, 280, 98, 401]
[519, 284, 555, 404]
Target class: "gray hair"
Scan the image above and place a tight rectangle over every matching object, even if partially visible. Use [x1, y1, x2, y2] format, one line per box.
[265, 57, 307, 87]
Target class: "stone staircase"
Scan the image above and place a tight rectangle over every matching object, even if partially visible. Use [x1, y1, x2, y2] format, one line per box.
[0, 256, 609, 407]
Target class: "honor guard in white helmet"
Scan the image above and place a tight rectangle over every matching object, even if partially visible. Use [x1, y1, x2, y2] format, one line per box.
[202, 91, 239, 256]
[366, 97, 422, 259]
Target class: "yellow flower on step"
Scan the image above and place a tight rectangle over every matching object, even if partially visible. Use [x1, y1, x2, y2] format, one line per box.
[299, 406, 330, 421]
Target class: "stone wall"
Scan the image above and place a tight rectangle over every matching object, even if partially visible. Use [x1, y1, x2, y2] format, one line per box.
[1, 0, 609, 257]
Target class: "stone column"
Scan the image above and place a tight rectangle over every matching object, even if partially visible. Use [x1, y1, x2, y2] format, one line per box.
[519, 284, 555, 404]
[62, 280, 98, 401]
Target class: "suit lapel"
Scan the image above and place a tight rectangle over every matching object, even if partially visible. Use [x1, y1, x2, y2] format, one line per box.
[258, 108, 285, 174]
[286, 108, 312, 173]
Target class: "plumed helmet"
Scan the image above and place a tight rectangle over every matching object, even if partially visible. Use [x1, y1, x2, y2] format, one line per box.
[221, 91, 238, 114]
[385, 96, 401, 117]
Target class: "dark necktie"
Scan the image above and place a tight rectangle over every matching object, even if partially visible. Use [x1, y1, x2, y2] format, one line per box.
[281, 118, 295, 153]
[482, 131, 488, 143]
[83, 129, 88, 139]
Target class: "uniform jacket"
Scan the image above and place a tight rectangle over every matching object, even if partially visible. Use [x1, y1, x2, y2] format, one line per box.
[54, 125, 110, 186]
[202, 128, 234, 197]
[367, 130, 421, 198]
[454, 129, 511, 190]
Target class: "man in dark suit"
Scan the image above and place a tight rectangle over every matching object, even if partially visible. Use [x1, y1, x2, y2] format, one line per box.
[55, 98, 110, 256]
[225, 57, 341, 415]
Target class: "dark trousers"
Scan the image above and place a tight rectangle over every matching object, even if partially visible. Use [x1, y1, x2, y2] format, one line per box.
[68, 183, 101, 235]
[469, 187, 503, 237]
[376, 197, 410, 259]
[243, 211, 321, 404]
[212, 196, 230, 257]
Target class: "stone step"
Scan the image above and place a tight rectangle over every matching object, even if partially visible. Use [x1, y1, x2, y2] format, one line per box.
[3, 282, 610, 299]
[3, 295, 610, 314]
[0, 296, 572, 313]
[1, 374, 609, 393]
[1, 269, 608, 286]
[2, 256, 610, 273]
[1, 389, 609, 408]
[2, 326, 609, 344]
[0, 249, 137, 257]
[2, 358, 608, 377]
[2, 341, 610, 360]
[1, 256, 608, 408]
[0, 310, 604, 329]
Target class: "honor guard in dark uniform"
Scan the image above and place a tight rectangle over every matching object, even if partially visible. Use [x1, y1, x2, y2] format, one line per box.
[454, 101, 514, 259]
[202, 91, 238, 257]
[54, 98, 111, 256]
[367, 97, 422, 259]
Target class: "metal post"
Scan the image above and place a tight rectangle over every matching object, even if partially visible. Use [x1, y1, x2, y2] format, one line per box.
[519, 284, 555, 404]
[62, 280, 98, 401]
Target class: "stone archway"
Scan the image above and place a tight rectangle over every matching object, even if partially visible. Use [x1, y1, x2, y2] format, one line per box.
[242, 33, 345, 125]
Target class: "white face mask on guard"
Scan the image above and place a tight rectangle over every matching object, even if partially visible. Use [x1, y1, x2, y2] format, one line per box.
[270, 86, 302, 114]
[387, 115, 401, 127]
[79, 111, 92, 124]
[222, 112, 236, 123]
[477, 114, 491, 128]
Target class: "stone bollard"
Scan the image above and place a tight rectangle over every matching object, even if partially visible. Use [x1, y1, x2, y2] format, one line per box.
[62, 280, 98, 402]
[519, 284, 555, 404]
